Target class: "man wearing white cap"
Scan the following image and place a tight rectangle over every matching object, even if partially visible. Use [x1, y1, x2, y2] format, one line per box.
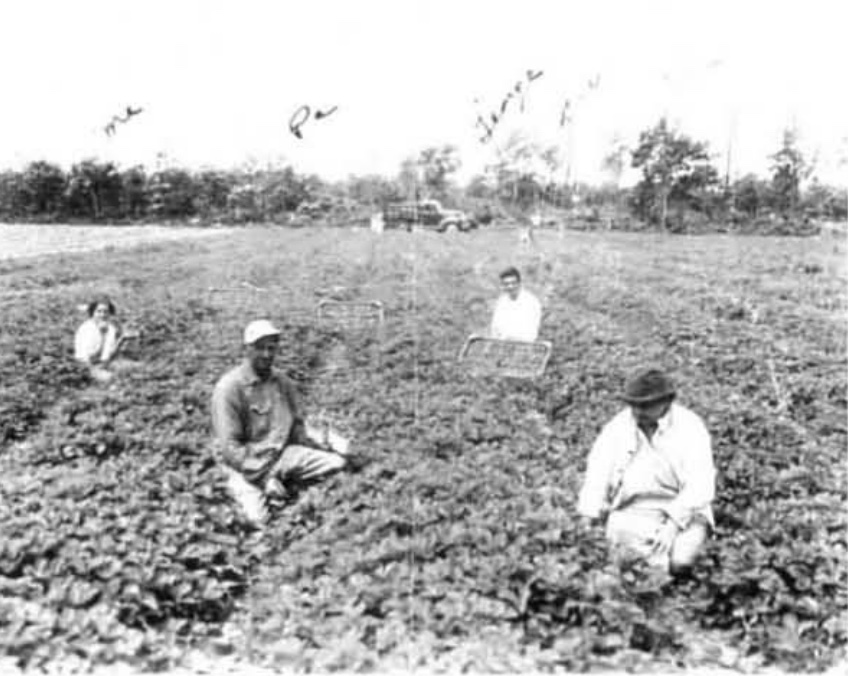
[211, 319, 349, 526]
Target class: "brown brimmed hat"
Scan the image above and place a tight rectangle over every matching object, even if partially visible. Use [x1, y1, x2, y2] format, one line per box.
[620, 368, 676, 405]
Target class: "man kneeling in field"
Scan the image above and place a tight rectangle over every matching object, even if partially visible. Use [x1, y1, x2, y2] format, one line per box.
[211, 320, 349, 527]
[577, 368, 716, 575]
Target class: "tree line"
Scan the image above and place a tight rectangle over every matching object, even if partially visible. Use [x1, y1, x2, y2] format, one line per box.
[0, 160, 323, 225]
[0, 119, 844, 233]
[459, 120, 845, 233]
[625, 121, 845, 232]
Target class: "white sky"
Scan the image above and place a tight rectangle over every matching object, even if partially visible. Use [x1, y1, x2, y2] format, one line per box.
[0, 0, 846, 186]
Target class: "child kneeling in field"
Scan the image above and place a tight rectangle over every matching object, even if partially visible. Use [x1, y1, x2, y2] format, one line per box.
[210, 319, 351, 528]
[74, 296, 140, 384]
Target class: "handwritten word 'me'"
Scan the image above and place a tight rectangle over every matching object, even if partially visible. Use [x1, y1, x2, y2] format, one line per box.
[289, 105, 339, 140]
[475, 70, 543, 144]
[104, 105, 143, 137]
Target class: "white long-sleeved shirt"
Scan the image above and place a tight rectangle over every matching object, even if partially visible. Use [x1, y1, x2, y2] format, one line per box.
[577, 403, 716, 529]
[490, 289, 542, 342]
[74, 319, 119, 365]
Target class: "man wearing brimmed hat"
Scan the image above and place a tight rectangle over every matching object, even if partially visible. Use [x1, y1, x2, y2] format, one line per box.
[577, 368, 716, 574]
[211, 319, 349, 527]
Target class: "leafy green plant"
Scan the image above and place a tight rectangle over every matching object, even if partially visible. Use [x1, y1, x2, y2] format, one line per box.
[0, 227, 845, 672]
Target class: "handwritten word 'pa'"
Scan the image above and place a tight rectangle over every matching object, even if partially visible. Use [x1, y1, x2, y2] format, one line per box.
[289, 104, 339, 139]
[104, 106, 143, 137]
[475, 69, 543, 144]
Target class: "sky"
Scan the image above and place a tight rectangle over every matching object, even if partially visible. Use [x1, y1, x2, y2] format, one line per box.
[0, 0, 846, 187]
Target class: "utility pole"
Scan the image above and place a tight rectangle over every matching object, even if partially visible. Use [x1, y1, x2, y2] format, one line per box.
[840, 136, 848, 222]
[725, 109, 738, 219]
[724, 118, 733, 191]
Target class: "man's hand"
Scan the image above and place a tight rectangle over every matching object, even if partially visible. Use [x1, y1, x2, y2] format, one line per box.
[648, 518, 680, 558]
[305, 424, 330, 451]
[302, 421, 346, 454]
[265, 476, 288, 501]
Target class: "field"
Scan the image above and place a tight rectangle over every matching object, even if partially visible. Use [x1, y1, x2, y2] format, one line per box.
[0, 225, 846, 673]
[0, 224, 235, 261]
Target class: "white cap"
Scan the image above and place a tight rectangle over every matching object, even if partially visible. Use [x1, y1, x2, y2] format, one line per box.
[243, 319, 281, 345]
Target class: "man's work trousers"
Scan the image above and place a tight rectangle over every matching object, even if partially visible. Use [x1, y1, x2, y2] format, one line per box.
[225, 441, 348, 525]
[606, 506, 709, 572]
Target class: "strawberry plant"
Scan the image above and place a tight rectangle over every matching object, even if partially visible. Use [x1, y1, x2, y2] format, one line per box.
[0, 228, 845, 672]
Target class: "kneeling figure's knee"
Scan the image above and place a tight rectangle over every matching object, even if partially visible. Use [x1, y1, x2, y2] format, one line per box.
[669, 522, 709, 573]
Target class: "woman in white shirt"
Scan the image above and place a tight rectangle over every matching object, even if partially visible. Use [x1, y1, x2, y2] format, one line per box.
[74, 297, 138, 382]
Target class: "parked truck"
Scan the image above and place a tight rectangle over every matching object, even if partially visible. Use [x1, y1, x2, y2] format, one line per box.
[382, 199, 476, 232]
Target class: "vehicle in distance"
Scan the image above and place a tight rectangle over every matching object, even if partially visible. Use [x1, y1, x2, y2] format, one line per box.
[383, 200, 476, 232]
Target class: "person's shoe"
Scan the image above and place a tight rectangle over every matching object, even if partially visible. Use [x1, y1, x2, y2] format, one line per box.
[265, 476, 286, 498]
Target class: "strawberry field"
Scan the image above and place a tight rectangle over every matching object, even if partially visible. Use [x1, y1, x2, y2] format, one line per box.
[0, 226, 845, 673]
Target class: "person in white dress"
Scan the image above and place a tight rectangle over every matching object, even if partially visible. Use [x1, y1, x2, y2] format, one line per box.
[74, 296, 138, 383]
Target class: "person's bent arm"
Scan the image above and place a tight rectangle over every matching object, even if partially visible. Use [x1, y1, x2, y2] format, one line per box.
[74, 323, 99, 365]
[662, 419, 716, 529]
[577, 424, 616, 522]
[211, 381, 249, 472]
[100, 325, 121, 364]
[529, 296, 542, 341]
[490, 298, 506, 339]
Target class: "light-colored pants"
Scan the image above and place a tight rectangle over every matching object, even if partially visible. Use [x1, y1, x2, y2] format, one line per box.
[606, 507, 709, 572]
[225, 442, 348, 525]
